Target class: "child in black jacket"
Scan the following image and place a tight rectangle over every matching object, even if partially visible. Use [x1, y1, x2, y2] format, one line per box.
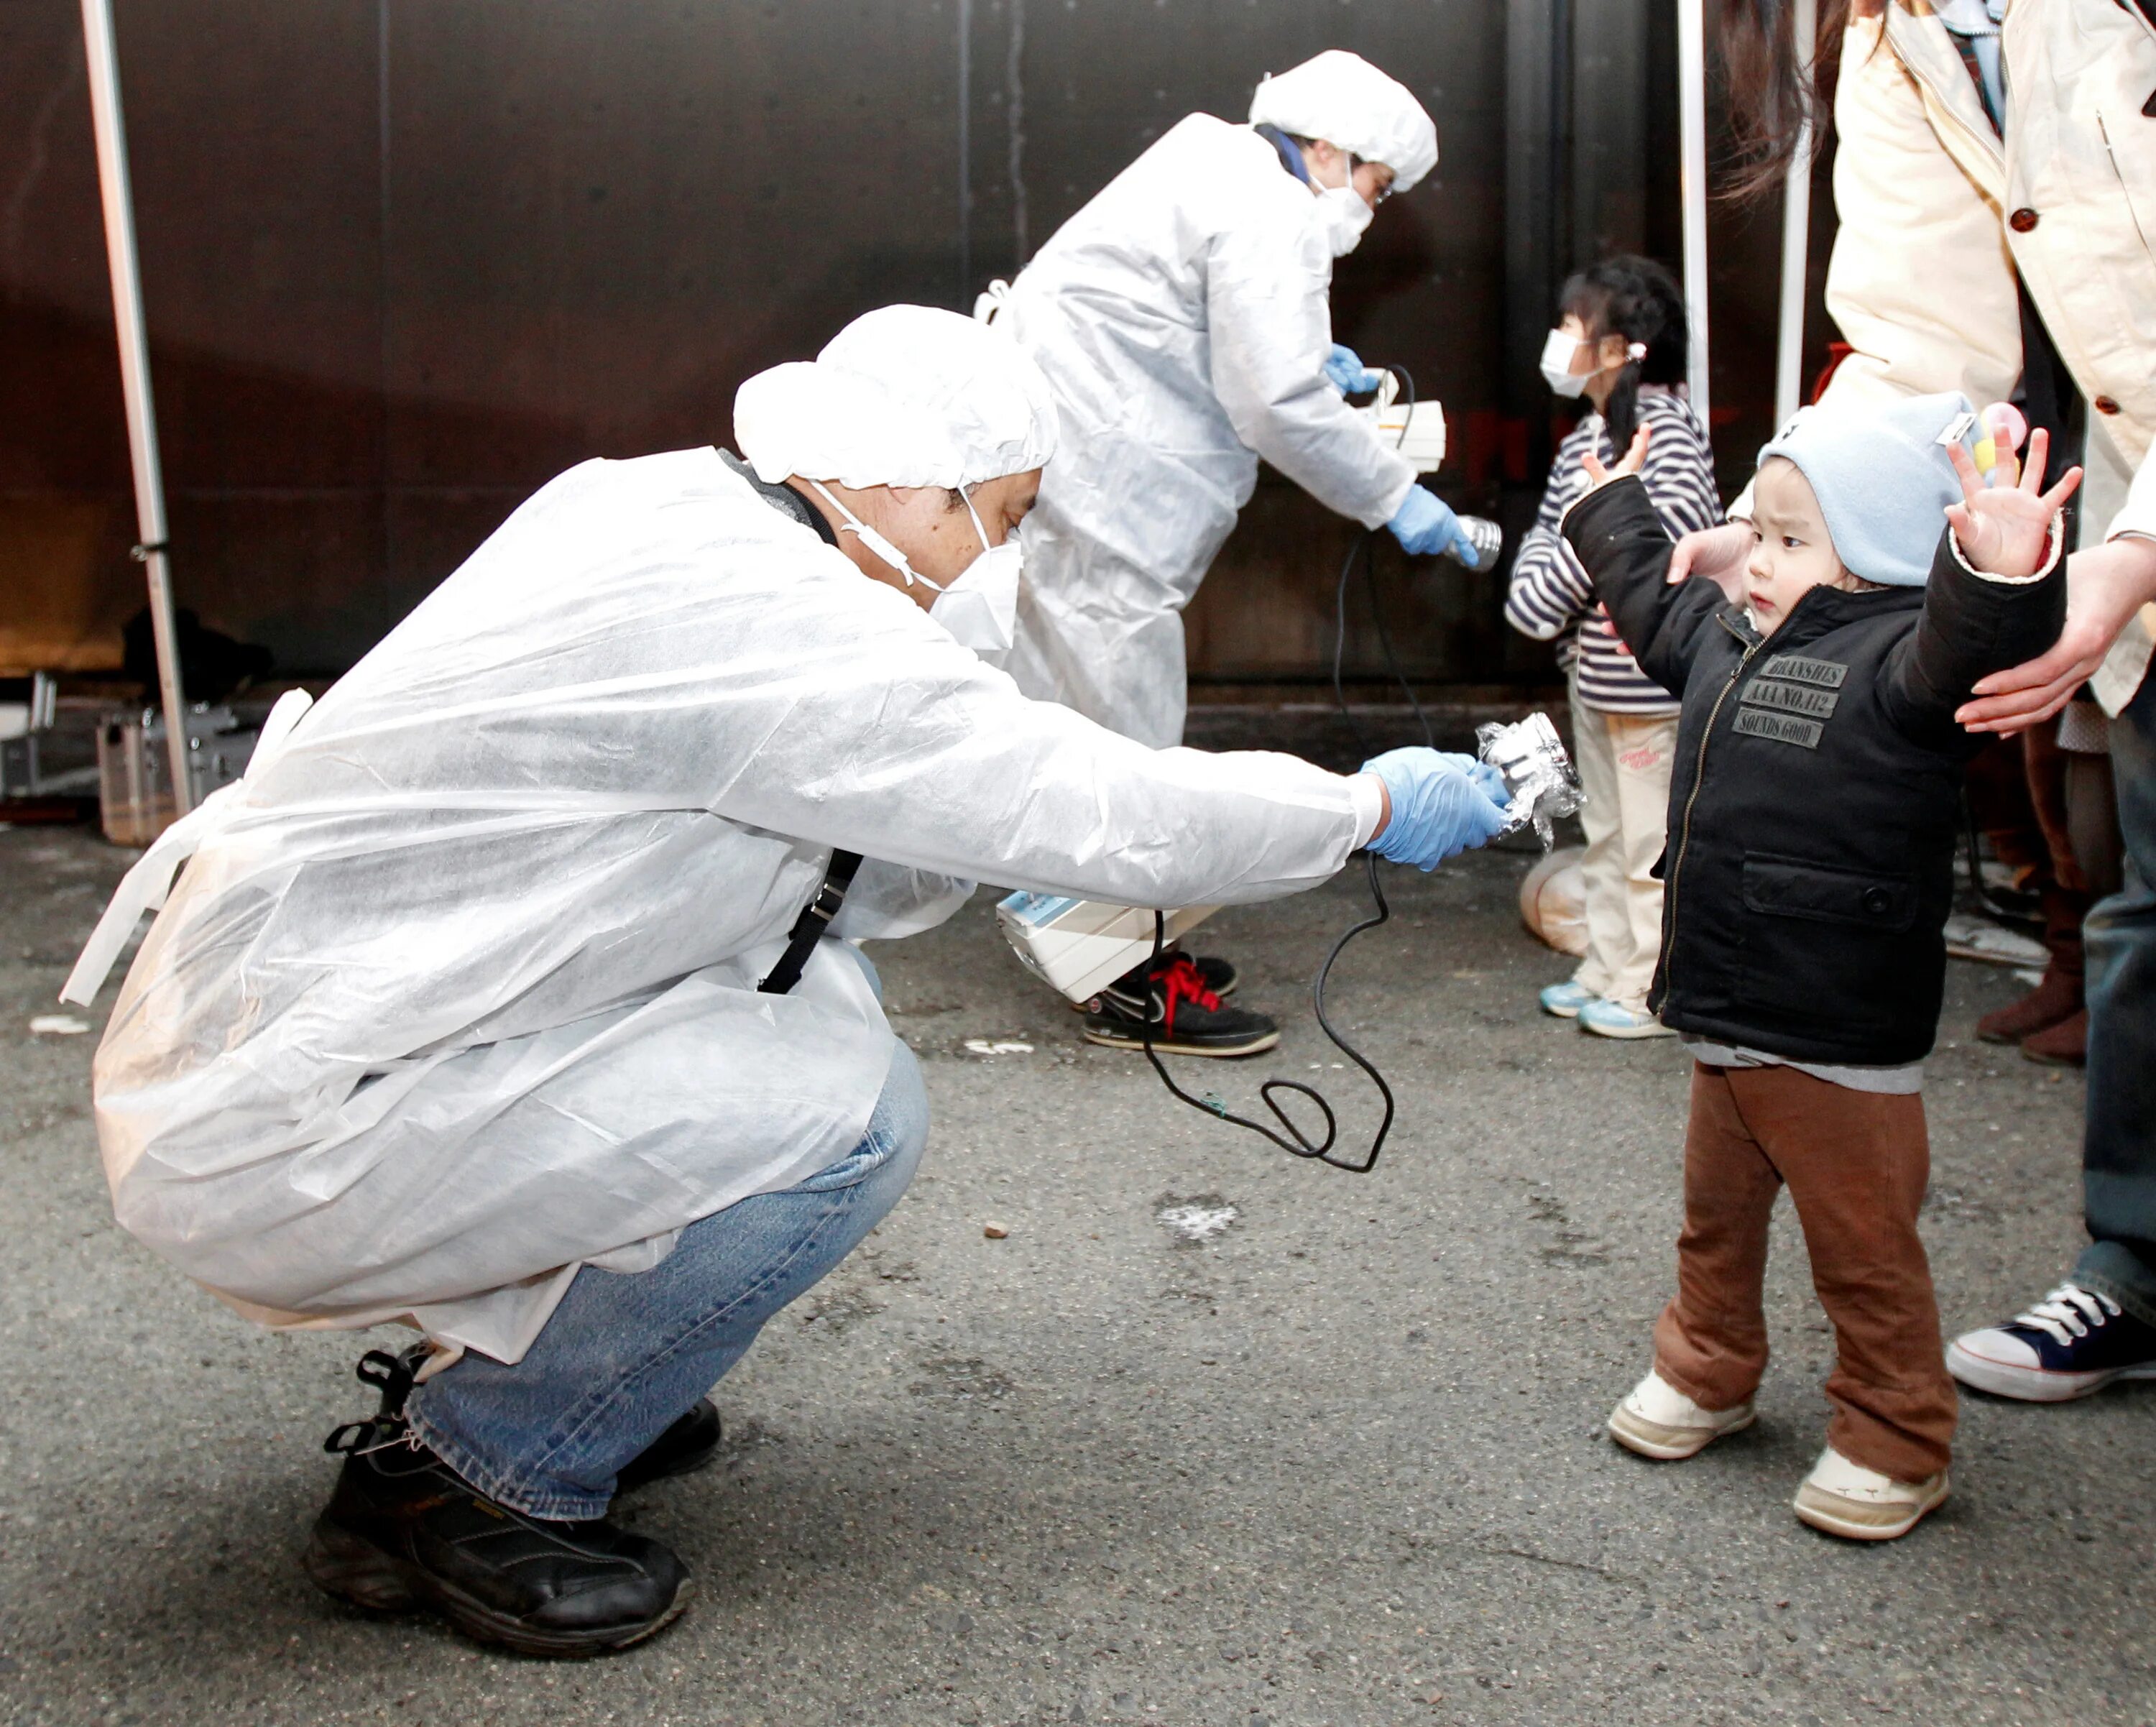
[1561, 391, 2078, 1541]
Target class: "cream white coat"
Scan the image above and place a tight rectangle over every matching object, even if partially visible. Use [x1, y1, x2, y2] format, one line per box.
[1816, 0, 2156, 709]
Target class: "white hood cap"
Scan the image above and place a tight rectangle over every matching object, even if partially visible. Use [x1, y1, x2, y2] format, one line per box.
[1248, 50, 1439, 192]
[735, 304, 1059, 491]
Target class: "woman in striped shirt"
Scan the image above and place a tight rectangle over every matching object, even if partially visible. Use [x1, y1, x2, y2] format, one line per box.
[1506, 254, 1723, 1038]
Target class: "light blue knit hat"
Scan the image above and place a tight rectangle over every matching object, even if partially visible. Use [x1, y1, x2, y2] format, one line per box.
[1756, 391, 1978, 587]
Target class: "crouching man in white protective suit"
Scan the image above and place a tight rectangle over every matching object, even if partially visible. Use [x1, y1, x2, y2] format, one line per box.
[62, 305, 1510, 1657]
[982, 49, 1502, 1059]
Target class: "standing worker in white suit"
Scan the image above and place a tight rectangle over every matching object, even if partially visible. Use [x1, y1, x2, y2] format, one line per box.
[62, 306, 1509, 1658]
[982, 50, 1500, 1056]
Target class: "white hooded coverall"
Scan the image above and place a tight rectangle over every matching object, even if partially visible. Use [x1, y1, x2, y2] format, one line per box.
[73, 450, 1376, 1365]
[997, 114, 1419, 749]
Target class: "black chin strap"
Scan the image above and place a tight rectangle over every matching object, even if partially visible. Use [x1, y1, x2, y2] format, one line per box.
[759, 850, 864, 995]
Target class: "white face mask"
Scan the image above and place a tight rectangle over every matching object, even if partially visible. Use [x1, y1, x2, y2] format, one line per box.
[808, 479, 1022, 658]
[1539, 328, 1650, 399]
[1312, 183, 1375, 258]
[928, 492, 1023, 657]
[1539, 328, 1590, 398]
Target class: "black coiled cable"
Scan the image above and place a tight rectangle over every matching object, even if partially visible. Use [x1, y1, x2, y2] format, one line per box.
[1136, 854, 1397, 1174]
[1131, 361, 1431, 1175]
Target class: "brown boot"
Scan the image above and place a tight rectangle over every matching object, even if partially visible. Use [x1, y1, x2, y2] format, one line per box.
[2020, 1009, 2087, 1068]
[1976, 967, 2081, 1044]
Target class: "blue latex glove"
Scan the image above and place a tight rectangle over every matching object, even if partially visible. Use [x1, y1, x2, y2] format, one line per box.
[1386, 484, 1486, 566]
[1323, 343, 1383, 395]
[1360, 747, 1513, 870]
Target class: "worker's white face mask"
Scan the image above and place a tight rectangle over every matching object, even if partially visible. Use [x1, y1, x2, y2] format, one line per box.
[808, 480, 1021, 657]
[929, 491, 1023, 657]
[1313, 183, 1375, 258]
[1539, 328, 1591, 398]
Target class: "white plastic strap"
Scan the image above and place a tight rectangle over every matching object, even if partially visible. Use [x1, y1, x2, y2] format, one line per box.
[59, 689, 315, 1007]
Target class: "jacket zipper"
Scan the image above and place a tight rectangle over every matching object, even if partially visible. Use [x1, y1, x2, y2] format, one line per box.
[1662, 610, 1766, 1002]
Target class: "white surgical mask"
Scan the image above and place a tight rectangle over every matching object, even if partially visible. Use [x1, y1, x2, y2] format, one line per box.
[1539, 328, 1650, 399]
[1539, 328, 1590, 398]
[808, 479, 1021, 658]
[1312, 183, 1375, 258]
[928, 492, 1023, 658]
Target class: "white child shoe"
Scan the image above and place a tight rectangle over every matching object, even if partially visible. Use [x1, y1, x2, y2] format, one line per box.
[1606, 1370, 1756, 1460]
[1577, 998, 1677, 1040]
[1792, 1445, 1948, 1541]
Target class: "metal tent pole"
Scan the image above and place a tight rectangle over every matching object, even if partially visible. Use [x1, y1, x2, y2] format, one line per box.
[1773, 0, 1818, 426]
[80, 0, 192, 816]
[1676, 0, 1711, 430]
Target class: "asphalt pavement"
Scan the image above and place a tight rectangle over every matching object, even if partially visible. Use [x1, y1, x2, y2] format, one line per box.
[2, 819, 2150, 1727]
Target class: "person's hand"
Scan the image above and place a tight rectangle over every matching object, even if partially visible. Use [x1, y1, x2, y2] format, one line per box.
[1388, 486, 1492, 566]
[1664, 521, 1755, 598]
[1591, 601, 1635, 659]
[1580, 423, 1651, 492]
[1324, 343, 1383, 395]
[1360, 747, 1512, 870]
[1945, 425, 2082, 578]
[1956, 535, 2156, 734]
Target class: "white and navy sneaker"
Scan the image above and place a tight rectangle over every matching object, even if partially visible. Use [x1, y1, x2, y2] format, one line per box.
[1947, 1283, 2156, 1403]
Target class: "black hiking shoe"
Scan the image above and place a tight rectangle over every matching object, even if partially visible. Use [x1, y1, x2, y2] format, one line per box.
[304, 1352, 691, 1657]
[614, 1399, 722, 1493]
[1082, 953, 1279, 1056]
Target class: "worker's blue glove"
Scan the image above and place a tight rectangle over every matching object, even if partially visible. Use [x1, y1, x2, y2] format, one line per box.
[1360, 747, 1513, 870]
[1323, 343, 1383, 395]
[1386, 484, 1491, 568]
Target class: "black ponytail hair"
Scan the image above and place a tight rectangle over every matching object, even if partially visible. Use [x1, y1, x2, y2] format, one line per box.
[1557, 254, 1689, 452]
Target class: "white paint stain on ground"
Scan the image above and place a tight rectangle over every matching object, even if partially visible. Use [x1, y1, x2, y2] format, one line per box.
[28, 1015, 89, 1036]
[1156, 1202, 1238, 1244]
[962, 1038, 1034, 1056]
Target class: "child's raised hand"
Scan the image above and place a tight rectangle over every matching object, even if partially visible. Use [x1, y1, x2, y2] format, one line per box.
[1945, 426, 2081, 579]
[1580, 424, 1651, 492]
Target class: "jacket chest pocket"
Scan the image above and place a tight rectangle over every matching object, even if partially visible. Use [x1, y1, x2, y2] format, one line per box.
[1734, 853, 1927, 1036]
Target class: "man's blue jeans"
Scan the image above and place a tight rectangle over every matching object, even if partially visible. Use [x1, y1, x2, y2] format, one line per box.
[406, 1041, 928, 1520]
[2077, 672, 2156, 1326]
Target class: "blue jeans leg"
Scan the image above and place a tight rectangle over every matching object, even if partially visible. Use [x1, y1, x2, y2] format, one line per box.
[407, 1040, 929, 1519]
[2076, 674, 2156, 1327]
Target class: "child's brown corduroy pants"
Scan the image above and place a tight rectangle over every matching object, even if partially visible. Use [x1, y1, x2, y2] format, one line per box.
[1651, 1061, 1958, 1483]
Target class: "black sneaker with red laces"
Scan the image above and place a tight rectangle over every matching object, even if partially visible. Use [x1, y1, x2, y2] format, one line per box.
[1082, 953, 1279, 1056]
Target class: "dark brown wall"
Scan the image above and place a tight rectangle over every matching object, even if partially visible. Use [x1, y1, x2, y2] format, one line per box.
[1, 0, 1833, 685]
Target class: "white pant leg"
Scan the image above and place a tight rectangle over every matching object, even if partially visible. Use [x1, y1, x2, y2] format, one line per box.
[1597, 705, 1680, 1011]
[1568, 676, 1623, 1001]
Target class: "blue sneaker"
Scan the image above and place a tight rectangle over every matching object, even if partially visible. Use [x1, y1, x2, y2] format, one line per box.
[1577, 998, 1675, 1040]
[1539, 980, 1598, 1019]
[1948, 1284, 2156, 1402]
